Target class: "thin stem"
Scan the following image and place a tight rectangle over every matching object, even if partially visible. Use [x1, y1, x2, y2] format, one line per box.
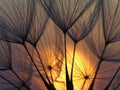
[64, 33, 69, 90]
[64, 33, 68, 76]
[89, 43, 107, 90]
[11, 69, 31, 90]
[81, 79, 86, 90]
[104, 67, 120, 90]
[35, 47, 51, 84]
[23, 44, 50, 89]
[50, 70, 54, 83]
[89, 1, 108, 89]
[0, 74, 20, 90]
[89, 32, 110, 90]
[70, 42, 76, 81]
[64, 33, 73, 90]
[89, 60, 102, 90]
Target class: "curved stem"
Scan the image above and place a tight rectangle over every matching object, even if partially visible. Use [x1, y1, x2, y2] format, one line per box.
[89, 60, 102, 90]
[89, 41, 110, 90]
[82, 79, 86, 90]
[35, 47, 51, 84]
[104, 67, 120, 90]
[0, 74, 20, 90]
[12, 69, 31, 90]
[70, 43, 76, 81]
[89, 42, 109, 90]
[23, 44, 50, 89]
[89, 0, 107, 89]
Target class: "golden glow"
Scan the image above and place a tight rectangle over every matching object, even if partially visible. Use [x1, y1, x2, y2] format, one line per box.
[72, 51, 95, 90]
[54, 45, 96, 90]
[35, 39, 97, 90]
[35, 47, 63, 83]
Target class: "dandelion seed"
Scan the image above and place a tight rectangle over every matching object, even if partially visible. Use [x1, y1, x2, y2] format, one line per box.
[26, 2, 49, 46]
[0, 0, 35, 43]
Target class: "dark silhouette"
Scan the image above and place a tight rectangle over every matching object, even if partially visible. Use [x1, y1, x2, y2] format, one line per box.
[0, 0, 119, 90]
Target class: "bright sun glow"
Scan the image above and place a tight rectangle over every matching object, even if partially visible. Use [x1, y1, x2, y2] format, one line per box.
[54, 45, 96, 90]
[34, 41, 97, 90]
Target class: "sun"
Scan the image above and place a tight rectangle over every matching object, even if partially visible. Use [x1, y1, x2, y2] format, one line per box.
[35, 37, 97, 90]
[54, 44, 97, 90]
[72, 51, 95, 90]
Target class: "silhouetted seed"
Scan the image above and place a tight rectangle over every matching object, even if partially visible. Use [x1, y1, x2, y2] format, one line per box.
[48, 66, 52, 71]
[84, 75, 89, 79]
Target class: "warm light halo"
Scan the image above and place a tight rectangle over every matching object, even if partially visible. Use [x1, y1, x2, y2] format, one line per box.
[55, 43, 97, 90]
